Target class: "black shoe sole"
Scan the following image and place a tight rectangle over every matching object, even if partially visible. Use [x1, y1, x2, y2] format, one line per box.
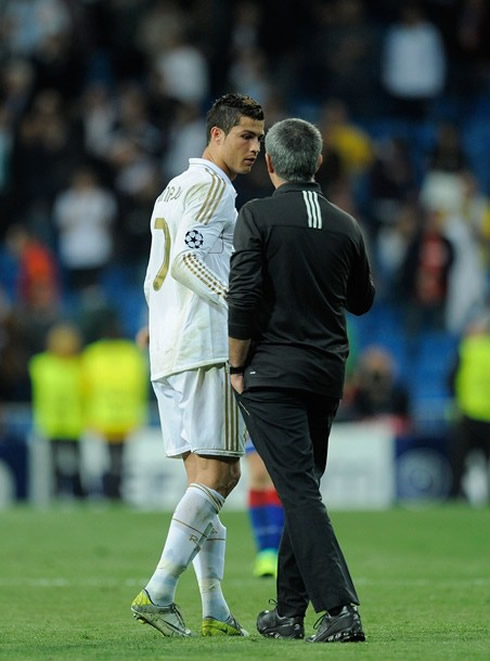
[307, 629, 366, 643]
[259, 629, 304, 640]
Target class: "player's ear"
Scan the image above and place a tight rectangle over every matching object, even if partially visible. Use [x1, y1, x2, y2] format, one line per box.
[210, 126, 224, 145]
[315, 153, 323, 173]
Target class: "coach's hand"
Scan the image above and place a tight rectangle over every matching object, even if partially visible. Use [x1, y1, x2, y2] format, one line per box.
[230, 373, 244, 394]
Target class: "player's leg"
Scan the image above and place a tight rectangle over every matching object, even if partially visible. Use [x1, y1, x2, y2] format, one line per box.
[183, 366, 248, 635]
[143, 468, 226, 604]
[246, 445, 284, 577]
[133, 467, 230, 637]
[131, 377, 198, 636]
[186, 454, 247, 635]
[132, 367, 247, 636]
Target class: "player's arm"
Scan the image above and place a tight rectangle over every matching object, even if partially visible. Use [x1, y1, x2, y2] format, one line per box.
[135, 326, 149, 349]
[143, 200, 159, 305]
[170, 182, 232, 310]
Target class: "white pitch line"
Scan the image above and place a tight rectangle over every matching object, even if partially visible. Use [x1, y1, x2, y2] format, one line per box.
[0, 577, 489, 588]
[0, 578, 146, 587]
[355, 577, 490, 587]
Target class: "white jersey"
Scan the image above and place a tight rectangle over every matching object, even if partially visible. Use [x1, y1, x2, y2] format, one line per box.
[144, 158, 237, 380]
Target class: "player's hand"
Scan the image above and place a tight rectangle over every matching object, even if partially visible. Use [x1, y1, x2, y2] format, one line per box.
[136, 326, 149, 349]
[230, 373, 244, 394]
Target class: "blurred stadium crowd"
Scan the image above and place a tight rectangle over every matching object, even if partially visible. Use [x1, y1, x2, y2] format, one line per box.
[1, 0, 490, 441]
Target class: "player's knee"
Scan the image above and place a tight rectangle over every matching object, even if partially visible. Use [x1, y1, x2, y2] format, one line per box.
[220, 463, 241, 497]
[229, 469, 241, 492]
[193, 457, 241, 497]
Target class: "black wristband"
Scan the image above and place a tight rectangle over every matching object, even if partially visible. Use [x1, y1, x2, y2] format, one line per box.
[229, 365, 245, 375]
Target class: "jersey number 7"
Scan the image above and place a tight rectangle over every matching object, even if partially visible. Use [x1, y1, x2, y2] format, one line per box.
[153, 217, 171, 291]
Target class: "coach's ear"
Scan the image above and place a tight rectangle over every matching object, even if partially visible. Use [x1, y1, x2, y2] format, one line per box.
[315, 153, 323, 173]
[265, 153, 275, 174]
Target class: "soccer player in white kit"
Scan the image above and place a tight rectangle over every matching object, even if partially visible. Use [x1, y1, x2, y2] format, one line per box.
[131, 94, 265, 638]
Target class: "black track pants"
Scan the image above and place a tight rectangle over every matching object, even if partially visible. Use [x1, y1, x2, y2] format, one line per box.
[236, 387, 359, 616]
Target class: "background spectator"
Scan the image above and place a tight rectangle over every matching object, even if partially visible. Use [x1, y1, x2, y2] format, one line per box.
[398, 207, 455, 339]
[0, 287, 30, 402]
[5, 224, 62, 357]
[369, 135, 417, 231]
[381, 2, 447, 120]
[53, 166, 117, 291]
[29, 322, 85, 500]
[420, 121, 469, 216]
[81, 312, 148, 501]
[448, 314, 490, 503]
[340, 345, 411, 434]
[5, 224, 59, 307]
[376, 201, 419, 301]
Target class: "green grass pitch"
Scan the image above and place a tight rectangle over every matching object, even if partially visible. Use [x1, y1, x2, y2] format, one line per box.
[1, 505, 489, 660]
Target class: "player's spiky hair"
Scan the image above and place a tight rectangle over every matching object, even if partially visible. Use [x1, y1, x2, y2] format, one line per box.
[206, 93, 264, 143]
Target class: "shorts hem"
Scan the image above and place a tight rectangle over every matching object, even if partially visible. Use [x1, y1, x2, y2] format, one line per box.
[165, 449, 244, 459]
[194, 449, 244, 458]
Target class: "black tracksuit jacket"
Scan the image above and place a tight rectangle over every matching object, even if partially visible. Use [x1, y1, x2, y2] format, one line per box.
[227, 181, 375, 398]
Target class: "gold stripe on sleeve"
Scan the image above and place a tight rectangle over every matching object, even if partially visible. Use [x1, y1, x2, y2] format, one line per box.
[195, 173, 218, 223]
[203, 177, 225, 225]
[197, 170, 225, 225]
[183, 254, 227, 298]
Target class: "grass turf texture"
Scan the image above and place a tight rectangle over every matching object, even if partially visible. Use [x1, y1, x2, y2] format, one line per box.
[1, 505, 489, 660]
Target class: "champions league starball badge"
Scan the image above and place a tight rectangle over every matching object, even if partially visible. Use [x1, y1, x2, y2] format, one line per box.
[185, 229, 204, 249]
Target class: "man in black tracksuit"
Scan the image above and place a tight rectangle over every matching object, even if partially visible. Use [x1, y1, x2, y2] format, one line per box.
[227, 118, 374, 643]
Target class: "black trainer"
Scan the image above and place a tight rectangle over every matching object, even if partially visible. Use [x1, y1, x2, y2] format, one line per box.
[306, 604, 365, 643]
[256, 607, 304, 639]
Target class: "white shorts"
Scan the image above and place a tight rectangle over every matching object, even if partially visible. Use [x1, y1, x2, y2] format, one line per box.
[152, 364, 246, 458]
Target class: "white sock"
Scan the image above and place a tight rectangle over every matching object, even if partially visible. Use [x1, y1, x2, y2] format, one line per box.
[192, 516, 231, 621]
[145, 483, 224, 606]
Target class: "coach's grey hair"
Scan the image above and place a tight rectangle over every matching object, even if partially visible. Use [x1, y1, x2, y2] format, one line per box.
[265, 118, 323, 182]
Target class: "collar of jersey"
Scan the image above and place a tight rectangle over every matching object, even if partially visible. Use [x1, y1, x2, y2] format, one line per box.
[189, 158, 234, 188]
[273, 181, 323, 196]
